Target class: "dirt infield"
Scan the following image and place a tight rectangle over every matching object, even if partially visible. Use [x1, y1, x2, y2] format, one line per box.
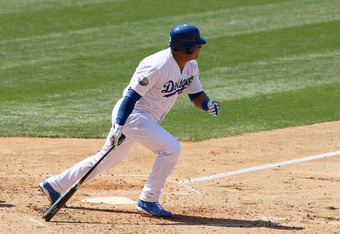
[1, 121, 339, 233]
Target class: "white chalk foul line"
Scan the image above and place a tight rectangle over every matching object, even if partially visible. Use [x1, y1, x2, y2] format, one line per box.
[257, 215, 340, 226]
[180, 151, 340, 184]
[23, 215, 48, 227]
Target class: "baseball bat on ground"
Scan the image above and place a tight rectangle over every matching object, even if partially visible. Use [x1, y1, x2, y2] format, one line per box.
[42, 134, 126, 221]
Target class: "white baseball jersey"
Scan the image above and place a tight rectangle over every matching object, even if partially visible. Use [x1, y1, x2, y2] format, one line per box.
[123, 48, 204, 123]
[46, 48, 205, 203]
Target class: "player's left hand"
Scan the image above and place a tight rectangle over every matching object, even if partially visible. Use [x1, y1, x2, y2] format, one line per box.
[207, 100, 220, 116]
[110, 124, 124, 146]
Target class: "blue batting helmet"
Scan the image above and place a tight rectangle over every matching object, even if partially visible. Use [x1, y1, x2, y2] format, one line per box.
[169, 24, 207, 55]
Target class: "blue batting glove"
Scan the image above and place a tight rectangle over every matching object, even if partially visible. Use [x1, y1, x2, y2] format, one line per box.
[207, 100, 220, 116]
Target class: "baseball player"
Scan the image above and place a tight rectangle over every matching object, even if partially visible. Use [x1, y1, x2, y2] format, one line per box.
[39, 24, 220, 217]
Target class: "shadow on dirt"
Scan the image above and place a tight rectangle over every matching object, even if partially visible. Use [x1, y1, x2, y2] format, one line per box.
[168, 214, 304, 230]
[55, 206, 304, 231]
[0, 200, 16, 208]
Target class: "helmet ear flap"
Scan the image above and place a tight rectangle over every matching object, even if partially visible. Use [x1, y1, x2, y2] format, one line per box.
[183, 46, 196, 55]
[181, 41, 197, 54]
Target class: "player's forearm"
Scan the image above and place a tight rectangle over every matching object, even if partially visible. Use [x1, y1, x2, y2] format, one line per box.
[191, 92, 209, 110]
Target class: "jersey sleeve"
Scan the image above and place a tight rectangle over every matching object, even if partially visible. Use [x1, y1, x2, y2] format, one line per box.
[185, 61, 204, 95]
[129, 61, 159, 96]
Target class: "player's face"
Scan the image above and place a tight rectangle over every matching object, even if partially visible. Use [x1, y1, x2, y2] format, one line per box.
[192, 44, 202, 59]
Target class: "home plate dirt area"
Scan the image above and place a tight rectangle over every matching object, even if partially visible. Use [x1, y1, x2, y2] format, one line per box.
[0, 121, 339, 233]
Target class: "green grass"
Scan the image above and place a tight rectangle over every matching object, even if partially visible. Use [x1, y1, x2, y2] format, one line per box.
[0, 0, 339, 140]
[163, 83, 340, 141]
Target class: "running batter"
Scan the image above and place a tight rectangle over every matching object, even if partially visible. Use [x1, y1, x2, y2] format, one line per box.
[39, 24, 220, 217]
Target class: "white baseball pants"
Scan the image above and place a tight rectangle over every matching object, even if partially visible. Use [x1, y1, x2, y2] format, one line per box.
[47, 105, 181, 202]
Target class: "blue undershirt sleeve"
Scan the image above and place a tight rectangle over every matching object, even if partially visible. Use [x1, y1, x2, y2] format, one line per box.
[188, 91, 204, 101]
[116, 88, 141, 126]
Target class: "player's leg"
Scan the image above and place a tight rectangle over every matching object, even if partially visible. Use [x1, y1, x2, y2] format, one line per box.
[39, 100, 137, 203]
[122, 112, 181, 216]
[138, 131, 181, 202]
[43, 131, 136, 195]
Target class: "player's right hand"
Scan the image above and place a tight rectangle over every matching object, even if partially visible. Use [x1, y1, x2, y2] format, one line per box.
[110, 124, 123, 146]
